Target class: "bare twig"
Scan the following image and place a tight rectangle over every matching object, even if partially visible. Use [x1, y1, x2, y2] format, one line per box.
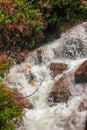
[0, 0, 34, 24]
[16, 75, 46, 99]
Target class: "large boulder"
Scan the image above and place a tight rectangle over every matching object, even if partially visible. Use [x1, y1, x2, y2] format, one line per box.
[48, 74, 71, 105]
[50, 62, 68, 78]
[75, 60, 87, 83]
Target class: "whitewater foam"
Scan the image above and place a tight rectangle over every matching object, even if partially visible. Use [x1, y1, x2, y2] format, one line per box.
[5, 22, 87, 130]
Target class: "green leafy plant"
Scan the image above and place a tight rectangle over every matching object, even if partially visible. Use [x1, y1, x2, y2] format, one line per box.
[0, 80, 23, 130]
[0, 58, 23, 130]
[0, 10, 4, 22]
[0, 60, 12, 78]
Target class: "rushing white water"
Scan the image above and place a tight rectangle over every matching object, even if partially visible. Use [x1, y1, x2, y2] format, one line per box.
[5, 22, 87, 130]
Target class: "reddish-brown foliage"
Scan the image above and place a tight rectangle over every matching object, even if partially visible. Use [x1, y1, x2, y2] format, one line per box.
[0, 54, 8, 64]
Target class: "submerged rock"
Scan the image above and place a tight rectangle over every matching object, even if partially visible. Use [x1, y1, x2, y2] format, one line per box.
[50, 62, 68, 78]
[75, 60, 87, 83]
[63, 37, 84, 59]
[37, 49, 43, 64]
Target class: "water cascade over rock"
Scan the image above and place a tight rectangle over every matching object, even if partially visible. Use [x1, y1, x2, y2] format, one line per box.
[62, 37, 84, 59]
[5, 22, 87, 130]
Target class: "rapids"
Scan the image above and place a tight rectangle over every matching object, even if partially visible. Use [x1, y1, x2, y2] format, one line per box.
[5, 22, 87, 130]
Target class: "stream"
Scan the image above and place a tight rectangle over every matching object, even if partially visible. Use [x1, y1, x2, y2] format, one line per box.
[5, 22, 87, 130]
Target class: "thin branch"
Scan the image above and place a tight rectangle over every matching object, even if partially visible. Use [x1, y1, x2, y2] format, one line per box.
[16, 75, 46, 99]
[17, 87, 38, 99]
[0, 0, 35, 24]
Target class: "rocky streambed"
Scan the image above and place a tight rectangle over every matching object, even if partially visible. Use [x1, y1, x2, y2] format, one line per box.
[4, 22, 87, 130]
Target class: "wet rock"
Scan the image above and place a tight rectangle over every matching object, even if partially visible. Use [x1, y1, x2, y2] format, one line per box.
[75, 60, 87, 83]
[78, 97, 87, 130]
[48, 75, 71, 105]
[50, 62, 68, 78]
[63, 37, 84, 59]
[37, 49, 43, 64]
[24, 64, 35, 86]
[78, 98, 87, 111]
[78, 102, 85, 111]
[84, 118, 87, 130]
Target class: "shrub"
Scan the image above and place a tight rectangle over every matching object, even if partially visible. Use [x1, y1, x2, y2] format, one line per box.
[0, 60, 12, 78]
[0, 80, 23, 130]
[0, 0, 87, 49]
[0, 58, 23, 130]
[39, 0, 87, 29]
[0, 0, 47, 49]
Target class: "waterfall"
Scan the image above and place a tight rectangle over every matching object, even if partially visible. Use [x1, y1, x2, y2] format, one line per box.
[5, 22, 87, 130]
